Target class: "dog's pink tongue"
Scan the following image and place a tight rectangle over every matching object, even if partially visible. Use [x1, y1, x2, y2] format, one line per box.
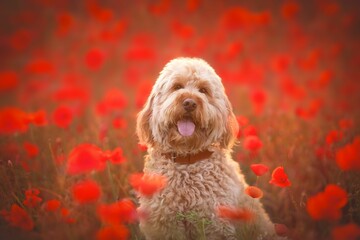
[177, 120, 195, 137]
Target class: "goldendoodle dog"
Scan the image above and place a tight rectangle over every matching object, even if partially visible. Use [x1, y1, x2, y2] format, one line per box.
[136, 57, 282, 240]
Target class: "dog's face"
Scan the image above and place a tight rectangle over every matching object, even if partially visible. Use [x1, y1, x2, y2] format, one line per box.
[137, 58, 238, 153]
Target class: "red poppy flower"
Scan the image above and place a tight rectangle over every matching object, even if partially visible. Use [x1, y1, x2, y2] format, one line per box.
[171, 21, 195, 39]
[245, 186, 263, 199]
[243, 125, 258, 137]
[96, 88, 128, 116]
[56, 12, 74, 37]
[221, 7, 271, 30]
[61, 207, 75, 223]
[72, 179, 101, 204]
[236, 115, 249, 127]
[281, 2, 299, 20]
[0, 107, 29, 134]
[53, 85, 89, 104]
[23, 142, 39, 158]
[251, 89, 267, 115]
[9, 29, 33, 51]
[186, 0, 201, 12]
[67, 144, 105, 175]
[332, 223, 360, 240]
[295, 98, 322, 120]
[326, 130, 343, 145]
[27, 110, 47, 126]
[97, 198, 137, 225]
[25, 58, 55, 74]
[129, 173, 167, 197]
[339, 118, 353, 130]
[1, 204, 34, 231]
[250, 164, 269, 176]
[243, 135, 263, 152]
[112, 117, 127, 129]
[53, 105, 73, 129]
[124, 35, 156, 61]
[271, 55, 291, 73]
[269, 167, 291, 188]
[97, 225, 129, 240]
[148, 0, 171, 15]
[23, 188, 42, 208]
[217, 205, 253, 222]
[102, 147, 126, 165]
[0, 71, 18, 92]
[43, 199, 61, 212]
[280, 76, 306, 100]
[307, 184, 347, 221]
[335, 136, 360, 171]
[85, 48, 106, 71]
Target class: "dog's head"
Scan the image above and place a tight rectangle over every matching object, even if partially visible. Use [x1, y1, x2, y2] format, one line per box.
[136, 57, 238, 153]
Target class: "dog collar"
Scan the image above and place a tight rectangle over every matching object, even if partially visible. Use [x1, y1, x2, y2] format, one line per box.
[163, 150, 213, 165]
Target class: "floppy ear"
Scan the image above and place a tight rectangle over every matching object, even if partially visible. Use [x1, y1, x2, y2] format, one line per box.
[136, 94, 155, 147]
[220, 98, 239, 150]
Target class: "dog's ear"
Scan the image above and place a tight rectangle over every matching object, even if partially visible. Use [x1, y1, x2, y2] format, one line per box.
[136, 94, 155, 147]
[220, 98, 239, 150]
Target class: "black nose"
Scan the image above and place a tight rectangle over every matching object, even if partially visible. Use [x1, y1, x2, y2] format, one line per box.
[183, 98, 197, 112]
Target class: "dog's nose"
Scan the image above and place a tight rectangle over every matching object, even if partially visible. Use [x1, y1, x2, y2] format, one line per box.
[183, 98, 197, 112]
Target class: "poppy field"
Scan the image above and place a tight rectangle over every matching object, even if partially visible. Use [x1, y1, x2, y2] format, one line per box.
[0, 0, 359, 239]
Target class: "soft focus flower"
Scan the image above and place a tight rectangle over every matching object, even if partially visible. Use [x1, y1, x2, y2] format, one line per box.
[332, 223, 360, 240]
[245, 186, 263, 199]
[67, 144, 105, 175]
[85, 48, 106, 71]
[335, 136, 360, 171]
[97, 198, 137, 225]
[53, 105, 73, 129]
[23, 188, 42, 208]
[129, 173, 167, 197]
[97, 225, 129, 240]
[250, 164, 269, 176]
[102, 147, 126, 164]
[27, 110, 47, 126]
[0, 107, 29, 134]
[1, 204, 34, 231]
[339, 118, 353, 130]
[217, 205, 253, 222]
[281, 2, 299, 20]
[43, 199, 61, 212]
[61, 207, 76, 223]
[23, 142, 39, 158]
[96, 88, 128, 116]
[243, 135, 263, 152]
[243, 125, 257, 137]
[269, 167, 291, 188]
[0, 71, 18, 92]
[236, 115, 249, 127]
[307, 184, 347, 221]
[325, 130, 343, 145]
[72, 179, 101, 204]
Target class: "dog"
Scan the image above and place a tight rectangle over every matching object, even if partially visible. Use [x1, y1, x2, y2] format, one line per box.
[136, 57, 282, 239]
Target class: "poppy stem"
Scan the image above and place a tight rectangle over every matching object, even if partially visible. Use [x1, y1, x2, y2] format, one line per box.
[106, 162, 117, 201]
[286, 188, 299, 213]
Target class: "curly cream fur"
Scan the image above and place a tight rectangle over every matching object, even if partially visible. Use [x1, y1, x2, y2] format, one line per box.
[136, 58, 282, 239]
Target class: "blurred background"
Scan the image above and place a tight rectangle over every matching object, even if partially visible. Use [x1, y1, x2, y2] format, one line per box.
[0, 0, 359, 239]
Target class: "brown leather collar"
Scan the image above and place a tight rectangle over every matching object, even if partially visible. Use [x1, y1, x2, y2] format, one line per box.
[163, 150, 213, 165]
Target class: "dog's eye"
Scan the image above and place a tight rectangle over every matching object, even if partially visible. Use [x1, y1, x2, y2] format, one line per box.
[173, 84, 183, 90]
[199, 88, 208, 94]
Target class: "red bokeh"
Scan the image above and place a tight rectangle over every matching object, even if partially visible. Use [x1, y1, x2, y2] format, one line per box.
[0, 0, 359, 239]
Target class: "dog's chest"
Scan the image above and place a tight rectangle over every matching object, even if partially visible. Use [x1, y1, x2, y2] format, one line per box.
[155, 160, 241, 212]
